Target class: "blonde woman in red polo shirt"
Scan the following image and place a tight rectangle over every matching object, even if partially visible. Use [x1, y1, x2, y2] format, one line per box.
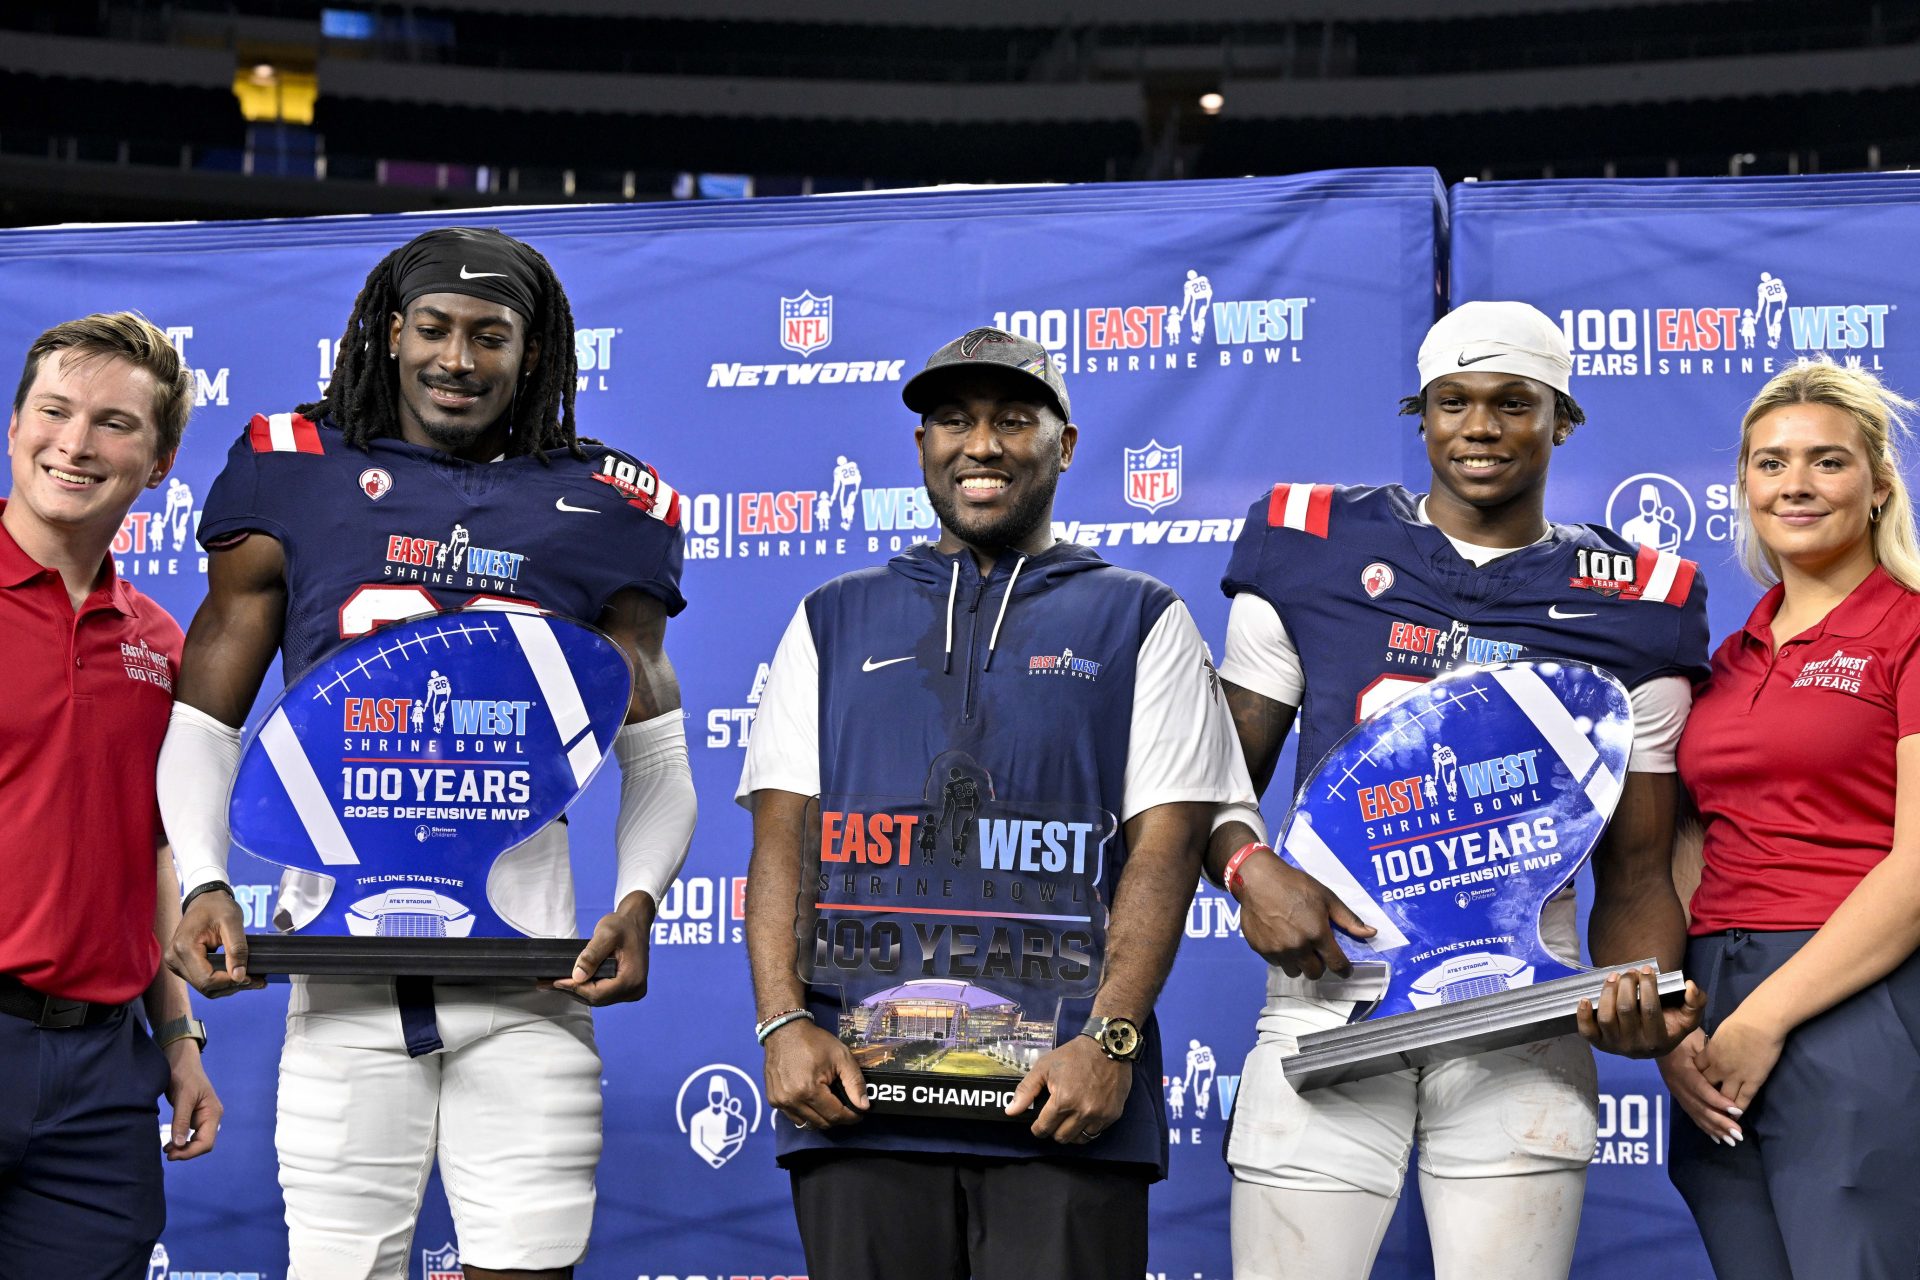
[1664, 361, 1920, 1280]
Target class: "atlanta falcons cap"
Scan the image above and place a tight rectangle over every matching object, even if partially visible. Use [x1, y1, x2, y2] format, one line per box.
[902, 326, 1072, 421]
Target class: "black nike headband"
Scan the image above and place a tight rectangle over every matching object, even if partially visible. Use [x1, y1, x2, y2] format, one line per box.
[391, 227, 542, 323]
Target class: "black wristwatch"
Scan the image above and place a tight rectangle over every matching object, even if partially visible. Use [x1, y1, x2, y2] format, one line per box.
[180, 880, 234, 914]
[1080, 1015, 1144, 1062]
[153, 1015, 209, 1052]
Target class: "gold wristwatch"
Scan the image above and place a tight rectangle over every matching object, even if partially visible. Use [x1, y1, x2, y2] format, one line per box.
[1080, 1015, 1143, 1062]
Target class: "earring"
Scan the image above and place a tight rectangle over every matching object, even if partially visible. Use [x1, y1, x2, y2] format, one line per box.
[1872, 503, 1884, 523]
[389, 351, 397, 360]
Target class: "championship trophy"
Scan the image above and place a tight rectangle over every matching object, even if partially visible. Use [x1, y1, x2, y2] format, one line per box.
[1278, 660, 1686, 1091]
[216, 608, 632, 978]
[798, 752, 1117, 1120]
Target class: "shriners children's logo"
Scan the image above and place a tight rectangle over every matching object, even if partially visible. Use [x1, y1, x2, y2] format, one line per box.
[1362, 562, 1394, 598]
[676, 1064, 765, 1169]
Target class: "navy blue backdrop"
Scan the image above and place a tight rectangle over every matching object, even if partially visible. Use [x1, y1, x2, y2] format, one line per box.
[3, 167, 1916, 1280]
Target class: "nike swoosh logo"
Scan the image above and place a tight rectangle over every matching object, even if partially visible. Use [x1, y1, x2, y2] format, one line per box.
[862, 656, 913, 672]
[1456, 352, 1504, 366]
[460, 266, 509, 280]
[555, 497, 599, 513]
[1548, 605, 1596, 619]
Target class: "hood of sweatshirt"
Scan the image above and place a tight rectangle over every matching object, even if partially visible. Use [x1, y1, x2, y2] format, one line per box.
[886, 540, 1109, 673]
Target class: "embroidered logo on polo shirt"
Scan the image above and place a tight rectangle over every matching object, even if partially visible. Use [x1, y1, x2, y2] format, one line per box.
[1792, 649, 1870, 694]
[1028, 647, 1103, 681]
[120, 639, 173, 691]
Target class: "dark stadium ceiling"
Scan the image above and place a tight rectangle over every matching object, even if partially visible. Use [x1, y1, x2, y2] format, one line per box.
[401, 0, 1753, 20]
[24, 28, 1898, 126]
[1, 0, 1913, 226]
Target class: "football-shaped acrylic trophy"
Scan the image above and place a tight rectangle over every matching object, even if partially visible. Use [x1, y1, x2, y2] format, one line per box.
[222, 607, 632, 977]
[1276, 660, 1687, 1090]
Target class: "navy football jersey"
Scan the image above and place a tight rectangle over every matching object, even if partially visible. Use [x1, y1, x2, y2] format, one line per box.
[200, 412, 686, 681]
[1222, 483, 1710, 791]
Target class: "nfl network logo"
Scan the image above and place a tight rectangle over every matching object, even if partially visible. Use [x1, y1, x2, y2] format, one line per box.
[1122, 440, 1182, 513]
[779, 291, 834, 357]
[423, 1241, 461, 1279]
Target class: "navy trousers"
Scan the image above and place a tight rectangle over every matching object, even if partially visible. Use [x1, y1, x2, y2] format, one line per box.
[1670, 930, 1920, 1280]
[0, 1005, 169, 1280]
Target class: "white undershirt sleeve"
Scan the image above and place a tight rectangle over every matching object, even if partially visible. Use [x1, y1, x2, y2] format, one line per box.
[612, 710, 698, 905]
[1122, 600, 1260, 822]
[1626, 674, 1692, 773]
[1216, 591, 1305, 708]
[735, 601, 821, 805]
[156, 701, 243, 896]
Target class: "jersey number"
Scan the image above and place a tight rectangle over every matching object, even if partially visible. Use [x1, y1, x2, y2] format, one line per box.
[337, 584, 543, 639]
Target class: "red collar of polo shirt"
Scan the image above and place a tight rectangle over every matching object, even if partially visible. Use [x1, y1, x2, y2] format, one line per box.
[0, 498, 137, 615]
[1741, 564, 1909, 648]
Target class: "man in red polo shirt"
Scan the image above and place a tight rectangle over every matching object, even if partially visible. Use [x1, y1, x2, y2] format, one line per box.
[0, 313, 221, 1278]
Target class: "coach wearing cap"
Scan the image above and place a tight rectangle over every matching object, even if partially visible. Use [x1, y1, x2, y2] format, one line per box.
[739, 327, 1254, 1276]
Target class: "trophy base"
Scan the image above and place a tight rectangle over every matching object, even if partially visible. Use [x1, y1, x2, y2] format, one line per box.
[1283, 960, 1686, 1092]
[856, 1070, 1036, 1122]
[210, 936, 616, 980]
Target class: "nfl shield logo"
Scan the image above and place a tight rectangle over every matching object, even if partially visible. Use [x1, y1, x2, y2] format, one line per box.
[423, 1242, 461, 1279]
[779, 291, 834, 357]
[1122, 440, 1182, 514]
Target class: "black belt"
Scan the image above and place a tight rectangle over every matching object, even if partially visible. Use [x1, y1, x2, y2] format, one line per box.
[0, 975, 122, 1028]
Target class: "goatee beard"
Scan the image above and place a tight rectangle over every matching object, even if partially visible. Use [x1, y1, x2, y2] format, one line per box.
[925, 465, 1060, 554]
[404, 395, 507, 451]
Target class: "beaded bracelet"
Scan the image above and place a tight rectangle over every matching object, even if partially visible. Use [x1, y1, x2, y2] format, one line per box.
[755, 1008, 815, 1043]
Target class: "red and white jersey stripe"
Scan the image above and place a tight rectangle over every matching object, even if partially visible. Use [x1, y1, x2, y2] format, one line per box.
[1266, 483, 1333, 538]
[1634, 543, 1697, 605]
[246, 412, 325, 455]
[641, 466, 682, 527]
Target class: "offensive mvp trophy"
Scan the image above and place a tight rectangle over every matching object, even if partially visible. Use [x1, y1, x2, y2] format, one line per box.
[1280, 659, 1686, 1091]
[798, 751, 1117, 1120]
[219, 608, 631, 977]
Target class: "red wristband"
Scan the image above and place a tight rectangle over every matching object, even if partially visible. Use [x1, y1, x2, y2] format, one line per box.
[1223, 842, 1274, 898]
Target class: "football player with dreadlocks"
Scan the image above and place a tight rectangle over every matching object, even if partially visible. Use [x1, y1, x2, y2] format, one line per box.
[156, 227, 696, 1280]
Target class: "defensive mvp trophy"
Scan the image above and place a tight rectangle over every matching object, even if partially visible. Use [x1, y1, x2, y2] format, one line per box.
[218, 607, 631, 977]
[798, 751, 1117, 1120]
[1280, 659, 1686, 1091]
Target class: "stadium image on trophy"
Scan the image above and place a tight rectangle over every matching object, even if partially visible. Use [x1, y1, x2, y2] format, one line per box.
[218, 607, 633, 978]
[799, 752, 1117, 1120]
[1277, 660, 1686, 1091]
